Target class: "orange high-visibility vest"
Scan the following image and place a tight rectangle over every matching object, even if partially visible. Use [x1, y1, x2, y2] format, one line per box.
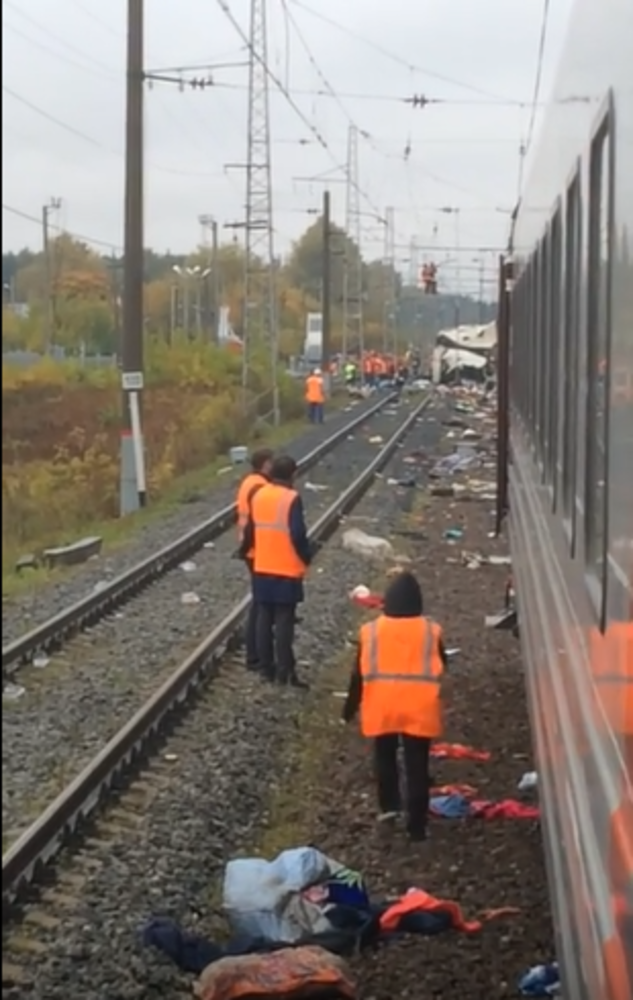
[236, 471, 267, 557]
[250, 483, 307, 579]
[305, 375, 324, 403]
[359, 615, 444, 738]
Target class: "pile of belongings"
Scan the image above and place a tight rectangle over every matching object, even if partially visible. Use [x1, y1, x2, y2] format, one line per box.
[143, 846, 521, 999]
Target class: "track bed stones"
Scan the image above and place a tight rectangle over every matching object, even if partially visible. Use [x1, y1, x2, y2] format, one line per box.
[1, 398, 418, 845]
[1, 399, 437, 1000]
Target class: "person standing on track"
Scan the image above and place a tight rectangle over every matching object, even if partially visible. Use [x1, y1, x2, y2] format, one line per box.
[305, 368, 325, 424]
[341, 571, 450, 841]
[235, 448, 274, 671]
[239, 454, 314, 688]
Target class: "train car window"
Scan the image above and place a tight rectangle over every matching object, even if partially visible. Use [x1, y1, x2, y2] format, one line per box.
[539, 233, 551, 473]
[534, 242, 544, 454]
[548, 207, 562, 503]
[584, 109, 613, 617]
[562, 171, 581, 540]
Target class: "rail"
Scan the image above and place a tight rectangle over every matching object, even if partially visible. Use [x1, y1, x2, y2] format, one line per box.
[2, 392, 397, 680]
[2, 395, 429, 912]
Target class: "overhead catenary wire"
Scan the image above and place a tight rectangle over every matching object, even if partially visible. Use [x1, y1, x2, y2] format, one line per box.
[288, 0, 522, 104]
[515, 0, 551, 199]
[215, 0, 384, 222]
[2, 202, 123, 252]
[2, 84, 229, 180]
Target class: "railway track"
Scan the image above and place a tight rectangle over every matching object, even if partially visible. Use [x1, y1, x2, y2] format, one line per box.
[2, 392, 396, 681]
[2, 394, 429, 920]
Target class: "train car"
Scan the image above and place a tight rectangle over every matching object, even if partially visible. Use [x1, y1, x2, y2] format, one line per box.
[499, 0, 632, 997]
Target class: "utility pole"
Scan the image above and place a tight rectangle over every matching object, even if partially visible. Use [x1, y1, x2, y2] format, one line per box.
[42, 197, 61, 355]
[321, 189, 331, 381]
[243, 0, 279, 423]
[385, 206, 396, 357]
[120, 0, 146, 513]
[199, 213, 220, 342]
[478, 258, 485, 323]
[344, 124, 364, 369]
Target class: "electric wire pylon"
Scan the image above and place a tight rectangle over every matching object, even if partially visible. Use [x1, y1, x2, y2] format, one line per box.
[382, 206, 396, 355]
[344, 124, 364, 365]
[243, 0, 279, 423]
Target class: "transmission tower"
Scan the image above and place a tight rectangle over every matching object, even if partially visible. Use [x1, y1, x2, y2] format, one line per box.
[243, 0, 279, 423]
[382, 206, 396, 355]
[344, 124, 364, 364]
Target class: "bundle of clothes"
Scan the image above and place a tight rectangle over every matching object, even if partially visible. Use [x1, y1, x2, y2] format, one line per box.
[143, 846, 520, 999]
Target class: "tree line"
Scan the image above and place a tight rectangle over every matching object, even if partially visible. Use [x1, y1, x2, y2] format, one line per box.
[2, 216, 496, 357]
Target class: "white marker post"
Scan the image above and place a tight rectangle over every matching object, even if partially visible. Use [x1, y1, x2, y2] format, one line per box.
[121, 370, 146, 509]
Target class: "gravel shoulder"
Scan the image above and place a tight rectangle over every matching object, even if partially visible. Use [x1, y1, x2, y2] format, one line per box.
[1, 397, 412, 845]
[1, 395, 384, 645]
[1, 396, 435, 1000]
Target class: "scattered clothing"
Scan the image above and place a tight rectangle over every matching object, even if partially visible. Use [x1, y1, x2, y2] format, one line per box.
[379, 888, 519, 935]
[518, 962, 560, 996]
[222, 847, 367, 946]
[429, 795, 540, 820]
[469, 798, 540, 820]
[194, 945, 357, 1000]
[431, 742, 491, 762]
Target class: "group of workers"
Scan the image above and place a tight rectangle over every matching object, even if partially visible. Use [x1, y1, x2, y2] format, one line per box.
[236, 448, 450, 842]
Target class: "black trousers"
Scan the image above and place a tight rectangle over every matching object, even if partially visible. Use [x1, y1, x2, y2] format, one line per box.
[255, 602, 296, 681]
[373, 734, 431, 835]
[245, 563, 258, 667]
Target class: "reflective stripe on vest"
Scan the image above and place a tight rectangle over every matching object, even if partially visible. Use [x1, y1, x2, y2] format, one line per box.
[251, 485, 306, 578]
[363, 618, 439, 685]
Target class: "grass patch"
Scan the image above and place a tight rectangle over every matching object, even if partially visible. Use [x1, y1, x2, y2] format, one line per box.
[2, 404, 347, 600]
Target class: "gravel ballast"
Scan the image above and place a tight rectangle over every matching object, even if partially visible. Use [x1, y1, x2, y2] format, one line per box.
[3, 393, 553, 1000]
[2, 395, 385, 645]
[1, 396, 416, 844]
[2, 398, 438, 1000]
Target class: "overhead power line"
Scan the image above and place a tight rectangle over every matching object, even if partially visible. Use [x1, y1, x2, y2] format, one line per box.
[215, 0, 383, 221]
[516, 0, 551, 198]
[2, 84, 226, 179]
[2, 202, 123, 252]
[288, 0, 515, 103]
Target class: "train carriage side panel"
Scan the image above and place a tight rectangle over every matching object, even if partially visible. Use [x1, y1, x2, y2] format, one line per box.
[508, 0, 632, 996]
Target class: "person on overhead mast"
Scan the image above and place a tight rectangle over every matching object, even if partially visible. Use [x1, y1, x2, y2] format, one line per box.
[342, 570, 451, 842]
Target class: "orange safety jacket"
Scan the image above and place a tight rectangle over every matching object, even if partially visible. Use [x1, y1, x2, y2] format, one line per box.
[359, 615, 444, 738]
[250, 483, 307, 579]
[236, 472, 267, 558]
[305, 375, 324, 404]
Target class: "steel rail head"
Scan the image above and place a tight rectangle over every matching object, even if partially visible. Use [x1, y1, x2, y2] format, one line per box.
[2, 392, 397, 679]
[2, 393, 428, 910]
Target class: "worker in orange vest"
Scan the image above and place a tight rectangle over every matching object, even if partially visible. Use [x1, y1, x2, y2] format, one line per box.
[235, 448, 274, 671]
[305, 368, 325, 424]
[342, 571, 450, 841]
[239, 454, 314, 687]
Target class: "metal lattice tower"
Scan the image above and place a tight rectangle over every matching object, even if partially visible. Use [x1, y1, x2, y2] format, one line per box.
[382, 206, 396, 355]
[243, 0, 278, 423]
[344, 124, 364, 361]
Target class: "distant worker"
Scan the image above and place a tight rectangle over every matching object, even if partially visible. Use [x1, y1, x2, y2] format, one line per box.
[342, 571, 450, 841]
[305, 368, 325, 423]
[344, 360, 357, 386]
[239, 454, 314, 688]
[236, 448, 274, 671]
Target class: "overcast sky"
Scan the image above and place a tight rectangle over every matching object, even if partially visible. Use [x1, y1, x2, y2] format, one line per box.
[2, 0, 574, 295]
